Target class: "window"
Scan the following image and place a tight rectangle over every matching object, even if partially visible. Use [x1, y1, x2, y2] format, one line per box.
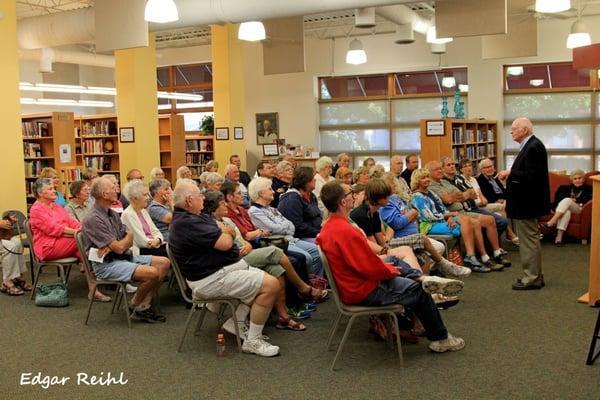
[503, 62, 598, 173]
[156, 63, 213, 115]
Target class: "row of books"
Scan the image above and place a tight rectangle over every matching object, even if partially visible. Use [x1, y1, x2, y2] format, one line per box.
[23, 142, 43, 158]
[76, 120, 117, 137]
[25, 160, 50, 177]
[452, 144, 496, 161]
[84, 156, 113, 171]
[186, 139, 212, 152]
[22, 121, 50, 138]
[82, 139, 114, 154]
[452, 127, 496, 144]
[186, 153, 212, 165]
[62, 168, 83, 182]
[189, 166, 207, 178]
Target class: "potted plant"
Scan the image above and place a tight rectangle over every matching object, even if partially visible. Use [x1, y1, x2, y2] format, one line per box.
[200, 115, 214, 135]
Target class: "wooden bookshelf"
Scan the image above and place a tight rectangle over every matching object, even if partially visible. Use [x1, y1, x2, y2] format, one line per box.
[420, 118, 498, 172]
[75, 114, 120, 181]
[22, 112, 77, 208]
[158, 114, 185, 183]
[185, 133, 214, 179]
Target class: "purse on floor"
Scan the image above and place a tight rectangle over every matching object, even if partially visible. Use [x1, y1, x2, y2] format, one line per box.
[34, 282, 69, 307]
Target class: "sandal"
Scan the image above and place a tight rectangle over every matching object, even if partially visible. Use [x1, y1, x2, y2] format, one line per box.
[88, 291, 112, 303]
[302, 286, 329, 303]
[13, 278, 33, 292]
[1, 282, 24, 296]
[276, 316, 306, 331]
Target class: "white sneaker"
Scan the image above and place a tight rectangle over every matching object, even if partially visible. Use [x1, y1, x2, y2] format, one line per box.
[242, 338, 280, 357]
[429, 333, 465, 353]
[125, 284, 137, 293]
[222, 318, 248, 340]
[422, 275, 464, 297]
[435, 259, 471, 278]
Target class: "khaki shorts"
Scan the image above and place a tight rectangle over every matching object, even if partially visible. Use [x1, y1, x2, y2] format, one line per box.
[187, 259, 264, 305]
[243, 246, 285, 278]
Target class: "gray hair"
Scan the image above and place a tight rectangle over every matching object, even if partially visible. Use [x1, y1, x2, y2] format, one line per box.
[276, 160, 293, 174]
[224, 164, 237, 178]
[149, 178, 171, 197]
[440, 156, 454, 166]
[206, 160, 219, 171]
[336, 152, 349, 162]
[199, 171, 210, 185]
[315, 156, 333, 172]
[173, 178, 198, 208]
[123, 179, 147, 202]
[478, 158, 494, 170]
[205, 172, 224, 185]
[176, 166, 191, 180]
[248, 177, 272, 202]
[369, 164, 385, 178]
[90, 176, 112, 200]
[149, 167, 164, 180]
[33, 178, 53, 197]
[571, 169, 585, 179]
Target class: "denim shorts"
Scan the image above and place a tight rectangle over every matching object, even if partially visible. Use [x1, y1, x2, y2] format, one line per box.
[92, 255, 153, 282]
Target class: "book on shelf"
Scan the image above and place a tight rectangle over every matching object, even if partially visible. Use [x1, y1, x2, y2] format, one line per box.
[22, 121, 50, 138]
[82, 120, 117, 136]
[186, 139, 212, 152]
[62, 168, 82, 182]
[25, 160, 50, 177]
[187, 153, 211, 165]
[84, 156, 112, 171]
[23, 142, 42, 158]
[452, 127, 464, 144]
[83, 139, 114, 154]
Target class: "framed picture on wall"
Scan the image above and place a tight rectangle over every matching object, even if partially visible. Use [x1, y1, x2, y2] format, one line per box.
[234, 127, 244, 140]
[256, 112, 279, 144]
[426, 120, 445, 136]
[262, 144, 279, 157]
[119, 127, 135, 143]
[215, 127, 229, 140]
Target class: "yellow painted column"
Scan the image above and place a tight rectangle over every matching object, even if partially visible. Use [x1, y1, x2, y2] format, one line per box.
[0, 0, 26, 212]
[211, 24, 247, 170]
[115, 34, 160, 185]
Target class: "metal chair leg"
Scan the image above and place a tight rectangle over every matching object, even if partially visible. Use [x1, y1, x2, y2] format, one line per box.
[178, 305, 198, 352]
[227, 301, 243, 353]
[389, 313, 404, 366]
[121, 285, 131, 329]
[194, 306, 208, 336]
[326, 312, 343, 350]
[84, 284, 96, 325]
[331, 314, 358, 371]
[30, 264, 42, 300]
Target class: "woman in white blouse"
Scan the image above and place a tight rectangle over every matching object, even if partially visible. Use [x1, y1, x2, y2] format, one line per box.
[121, 179, 167, 258]
[312, 156, 335, 212]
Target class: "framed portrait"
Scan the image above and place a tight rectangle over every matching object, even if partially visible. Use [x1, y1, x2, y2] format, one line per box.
[119, 127, 135, 143]
[262, 144, 279, 157]
[426, 120, 445, 136]
[215, 127, 229, 140]
[256, 112, 279, 145]
[234, 127, 244, 140]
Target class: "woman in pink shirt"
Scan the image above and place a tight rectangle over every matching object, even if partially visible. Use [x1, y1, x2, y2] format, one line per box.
[29, 178, 110, 302]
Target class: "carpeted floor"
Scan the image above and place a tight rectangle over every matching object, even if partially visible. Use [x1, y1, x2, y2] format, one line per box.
[1, 242, 599, 400]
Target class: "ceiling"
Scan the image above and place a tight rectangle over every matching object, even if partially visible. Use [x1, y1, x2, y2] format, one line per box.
[16, 0, 92, 19]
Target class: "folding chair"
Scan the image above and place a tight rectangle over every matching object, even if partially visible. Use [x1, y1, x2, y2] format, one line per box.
[318, 246, 404, 371]
[166, 244, 242, 353]
[2, 210, 34, 283]
[24, 219, 78, 300]
[75, 232, 132, 328]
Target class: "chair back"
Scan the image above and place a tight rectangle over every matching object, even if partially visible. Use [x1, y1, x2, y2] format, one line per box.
[3, 210, 27, 236]
[74, 231, 94, 277]
[317, 246, 346, 311]
[166, 244, 193, 304]
[23, 219, 41, 266]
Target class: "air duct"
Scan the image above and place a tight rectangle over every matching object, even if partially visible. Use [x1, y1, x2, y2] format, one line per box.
[355, 8, 376, 28]
[19, 48, 115, 69]
[394, 24, 414, 44]
[375, 4, 432, 35]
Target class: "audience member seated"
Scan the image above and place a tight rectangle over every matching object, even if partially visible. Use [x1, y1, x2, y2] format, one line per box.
[256, 161, 275, 179]
[204, 172, 225, 192]
[317, 180, 466, 354]
[149, 167, 165, 180]
[280, 153, 297, 169]
[230, 154, 251, 187]
[176, 166, 193, 183]
[389, 155, 412, 203]
[82, 177, 169, 322]
[400, 154, 419, 187]
[353, 166, 370, 185]
[65, 180, 92, 223]
[224, 164, 250, 208]
[363, 157, 376, 168]
[120, 169, 144, 209]
[105, 174, 125, 213]
[411, 168, 505, 273]
[221, 181, 268, 246]
[40, 167, 66, 207]
[313, 156, 335, 212]
[356, 177, 470, 278]
[271, 161, 293, 208]
[331, 152, 350, 177]
[248, 177, 324, 277]
[204, 191, 327, 329]
[475, 158, 519, 245]
[1, 215, 31, 295]
[169, 179, 281, 356]
[335, 167, 353, 185]
[545, 169, 593, 245]
[428, 160, 510, 268]
[369, 164, 385, 178]
[148, 179, 173, 242]
[82, 166, 99, 186]
[277, 166, 323, 242]
[121, 180, 168, 258]
[351, 183, 366, 209]
[205, 160, 219, 173]
[30, 178, 109, 301]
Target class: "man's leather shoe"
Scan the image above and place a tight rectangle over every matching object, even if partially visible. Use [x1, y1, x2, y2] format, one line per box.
[512, 278, 544, 290]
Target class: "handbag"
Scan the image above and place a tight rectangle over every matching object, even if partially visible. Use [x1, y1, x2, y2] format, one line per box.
[258, 235, 289, 252]
[34, 282, 69, 307]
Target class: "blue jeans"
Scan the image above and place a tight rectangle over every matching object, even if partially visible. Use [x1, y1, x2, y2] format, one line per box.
[360, 277, 448, 341]
[473, 207, 507, 233]
[289, 238, 323, 277]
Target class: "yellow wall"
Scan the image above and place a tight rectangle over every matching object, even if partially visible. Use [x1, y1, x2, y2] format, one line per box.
[0, 0, 26, 212]
[115, 34, 160, 184]
[211, 24, 247, 170]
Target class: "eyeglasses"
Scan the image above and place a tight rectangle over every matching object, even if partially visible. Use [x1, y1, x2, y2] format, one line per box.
[343, 191, 354, 198]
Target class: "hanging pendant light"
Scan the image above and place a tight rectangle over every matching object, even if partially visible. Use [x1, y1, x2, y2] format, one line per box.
[238, 22, 266, 41]
[535, 0, 570, 13]
[144, 0, 179, 23]
[345, 39, 367, 65]
[567, 19, 591, 49]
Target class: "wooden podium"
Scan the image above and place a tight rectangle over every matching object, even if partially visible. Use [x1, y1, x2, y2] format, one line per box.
[578, 175, 600, 306]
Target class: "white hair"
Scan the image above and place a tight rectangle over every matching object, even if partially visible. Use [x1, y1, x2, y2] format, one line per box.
[173, 178, 198, 208]
[176, 166, 191, 180]
[248, 177, 272, 202]
[149, 167, 164, 180]
[224, 164, 237, 178]
[315, 156, 333, 172]
[123, 179, 147, 201]
[205, 172, 224, 185]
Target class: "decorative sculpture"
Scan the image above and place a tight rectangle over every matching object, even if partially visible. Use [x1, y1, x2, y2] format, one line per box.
[441, 96, 449, 118]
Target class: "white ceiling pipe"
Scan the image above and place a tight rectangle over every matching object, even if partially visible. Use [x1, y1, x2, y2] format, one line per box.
[375, 4, 432, 35]
[19, 49, 115, 69]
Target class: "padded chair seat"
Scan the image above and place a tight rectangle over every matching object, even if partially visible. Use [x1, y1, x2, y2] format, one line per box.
[44, 257, 79, 263]
[340, 303, 404, 314]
